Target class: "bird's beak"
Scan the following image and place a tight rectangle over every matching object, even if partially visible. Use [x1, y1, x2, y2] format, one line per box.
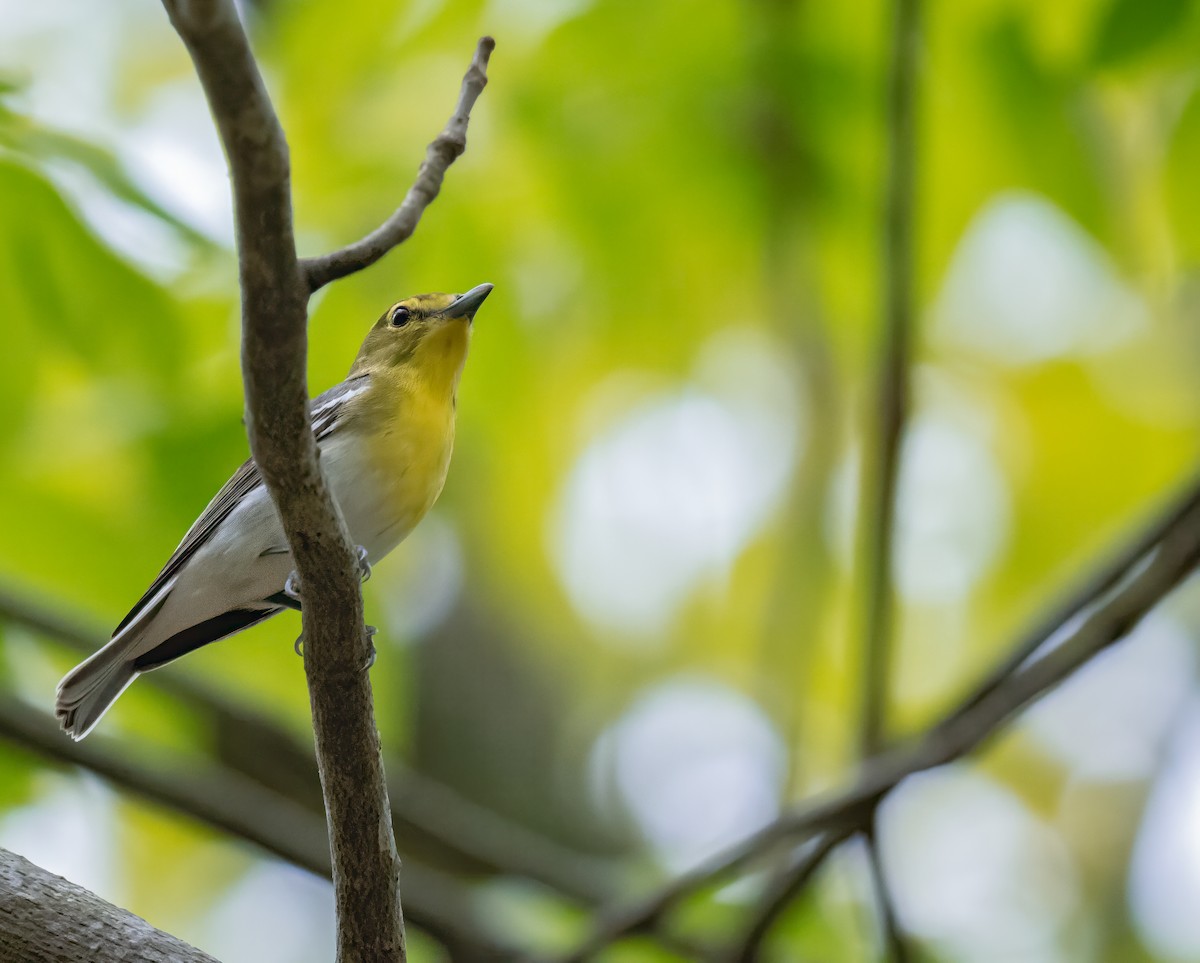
[444, 283, 493, 321]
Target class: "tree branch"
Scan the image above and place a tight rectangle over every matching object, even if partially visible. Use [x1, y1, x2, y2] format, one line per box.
[862, 826, 909, 962]
[560, 470, 1200, 960]
[1, 582, 618, 903]
[747, 0, 841, 797]
[858, 0, 920, 764]
[157, 4, 498, 959]
[853, 0, 920, 955]
[724, 830, 849, 963]
[0, 694, 328, 876]
[0, 695, 517, 959]
[300, 37, 495, 293]
[0, 848, 219, 963]
[945, 469, 1200, 726]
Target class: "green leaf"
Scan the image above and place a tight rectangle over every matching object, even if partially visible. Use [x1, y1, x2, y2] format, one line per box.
[1091, 0, 1190, 66]
[0, 741, 38, 812]
[1166, 88, 1200, 261]
[0, 159, 183, 389]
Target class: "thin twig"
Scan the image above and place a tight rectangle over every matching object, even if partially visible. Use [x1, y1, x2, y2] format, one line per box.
[748, 0, 840, 796]
[559, 472, 1200, 960]
[300, 37, 495, 293]
[858, 0, 920, 763]
[946, 468, 1200, 725]
[863, 827, 909, 963]
[724, 830, 851, 963]
[854, 0, 921, 955]
[0, 695, 512, 957]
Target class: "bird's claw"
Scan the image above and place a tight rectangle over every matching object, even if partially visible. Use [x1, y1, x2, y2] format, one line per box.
[363, 625, 377, 671]
[283, 549, 367, 603]
[295, 626, 374, 668]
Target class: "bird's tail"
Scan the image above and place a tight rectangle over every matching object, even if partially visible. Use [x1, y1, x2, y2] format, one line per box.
[55, 644, 139, 741]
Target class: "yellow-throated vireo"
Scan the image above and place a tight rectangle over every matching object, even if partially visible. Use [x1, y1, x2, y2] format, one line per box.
[56, 283, 492, 739]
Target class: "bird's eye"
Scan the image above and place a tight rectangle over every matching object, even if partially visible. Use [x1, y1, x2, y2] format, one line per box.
[390, 306, 411, 327]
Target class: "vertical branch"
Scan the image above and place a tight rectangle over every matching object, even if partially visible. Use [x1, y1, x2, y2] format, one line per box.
[159, 2, 428, 959]
[857, 0, 920, 958]
[111, 7, 490, 957]
[863, 823, 909, 962]
[859, 0, 920, 760]
[749, 0, 841, 793]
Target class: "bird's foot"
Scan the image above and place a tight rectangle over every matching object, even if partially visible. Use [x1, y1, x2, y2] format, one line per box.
[283, 548, 367, 604]
[363, 625, 377, 671]
[293, 627, 375, 667]
[354, 545, 372, 583]
[284, 569, 303, 605]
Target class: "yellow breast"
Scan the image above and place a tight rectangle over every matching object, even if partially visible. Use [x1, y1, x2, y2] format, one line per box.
[333, 317, 469, 561]
[356, 333, 466, 557]
[372, 380, 456, 525]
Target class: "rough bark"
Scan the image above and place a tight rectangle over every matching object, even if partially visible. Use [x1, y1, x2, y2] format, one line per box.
[155, 3, 492, 959]
[0, 849, 218, 963]
[160, 3, 404, 957]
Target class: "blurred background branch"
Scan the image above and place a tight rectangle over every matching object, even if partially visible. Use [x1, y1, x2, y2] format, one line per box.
[723, 830, 849, 963]
[858, 0, 919, 768]
[0, 583, 618, 900]
[562, 466, 1200, 959]
[864, 823, 909, 963]
[4, 0, 1200, 960]
[0, 693, 516, 959]
[853, 0, 920, 956]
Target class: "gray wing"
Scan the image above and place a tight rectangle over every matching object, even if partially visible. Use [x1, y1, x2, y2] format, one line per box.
[111, 373, 371, 635]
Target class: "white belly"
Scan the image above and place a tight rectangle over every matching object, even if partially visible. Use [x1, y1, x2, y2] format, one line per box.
[138, 433, 439, 651]
[322, 431, 429, 562]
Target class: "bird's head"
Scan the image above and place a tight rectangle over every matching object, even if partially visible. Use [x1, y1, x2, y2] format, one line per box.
[351, 283, 493, 387]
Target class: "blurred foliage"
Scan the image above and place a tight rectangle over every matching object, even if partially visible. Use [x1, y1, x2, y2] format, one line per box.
[2, 0, 1200, 961]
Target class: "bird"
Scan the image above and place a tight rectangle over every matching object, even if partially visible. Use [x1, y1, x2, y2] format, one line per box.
[56, 283, 492, 740]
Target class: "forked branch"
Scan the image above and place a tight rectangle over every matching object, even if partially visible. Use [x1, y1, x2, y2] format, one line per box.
[158, 1, 493, 959]
[562, 471, 1200, 960]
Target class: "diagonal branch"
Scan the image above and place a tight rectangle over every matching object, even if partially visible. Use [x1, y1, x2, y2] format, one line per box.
[0, 695, 513, 958]
[1, 583, 618, 903]
[560, 471, 1200, 960]
[724, 830, 850, 963]
[946, 469, 1200, 725]
[0, 848, 219, 963]
[300, 37, 495, 293]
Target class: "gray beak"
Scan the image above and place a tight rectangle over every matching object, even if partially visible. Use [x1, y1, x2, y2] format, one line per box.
[446, 283, 494, 320]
